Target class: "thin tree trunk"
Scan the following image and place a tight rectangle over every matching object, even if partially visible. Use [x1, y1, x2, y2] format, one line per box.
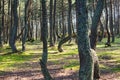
[117, 0, 120, 34]
[62, 0, 65, 38]
[98, 20, 104, 42]
[109, 0, 114, 43]
[53, 0, 56, 43]
[40, 0, 53, 79]
[105, 0, 111, 46]
[49, 0, 54, 46]
[2, 0, 5, 43]
[22, 0, 32, 51]
[0, 0, 2, 47]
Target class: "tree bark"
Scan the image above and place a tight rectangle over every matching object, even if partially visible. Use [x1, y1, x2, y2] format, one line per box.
[105, 0, 111, 47]
[57, 0, 72, 52]
[9, 0, 19, 52]
[49, 0, 54, 46]
[53, 0, 56, 44]
[0, 0, 2, 47]
[90, 0, 104, 50]
[22, 0, 32, 51]
[2, 0, 5, 43]
[109, 0, 114, 43]
[76, 0, 94, 80]
[40, 0, 53, 79]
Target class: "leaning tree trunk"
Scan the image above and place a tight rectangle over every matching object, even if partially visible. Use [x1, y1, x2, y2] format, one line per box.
[90, 0, 104, 50]
[9, 0, 19, 52]
[76, 0, 94, 80]
[22, 0, 32, 51]
[39, 0, 53, 80]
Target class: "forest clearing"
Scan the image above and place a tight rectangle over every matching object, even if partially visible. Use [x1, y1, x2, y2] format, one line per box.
[0, 38, 120, 80]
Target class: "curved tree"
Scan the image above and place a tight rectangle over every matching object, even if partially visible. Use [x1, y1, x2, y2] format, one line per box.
[58, 0, 72, 52]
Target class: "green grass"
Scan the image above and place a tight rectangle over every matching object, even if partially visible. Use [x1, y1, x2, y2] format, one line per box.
[0, 38, 120, 74]
[63, 59, 79, 70]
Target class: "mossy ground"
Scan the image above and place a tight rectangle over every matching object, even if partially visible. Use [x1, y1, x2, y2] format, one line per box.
[0, 38, 120, 79]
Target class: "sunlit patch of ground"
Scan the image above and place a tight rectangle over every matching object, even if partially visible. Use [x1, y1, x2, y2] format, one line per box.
[0, 39, 120, 79]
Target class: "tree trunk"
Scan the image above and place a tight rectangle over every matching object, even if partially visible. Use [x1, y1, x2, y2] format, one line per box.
[49, 0, 54, 46]
[22, 0, 32, 51]
[109, 0, 114, 43]
[53, 0, 56, 43]
[61, 0, 65, 38]
[40, 0, 53, 79]
[68, 0, 72, 36]
[9, 0, 19, 52]
[90, 0, 104, 50]
[98, 20, 104, 42]
[0, 0, 2, 47]
[105, 0, 111, 47]
[76, 0, 94, 80]
[116, 0, 120, 35]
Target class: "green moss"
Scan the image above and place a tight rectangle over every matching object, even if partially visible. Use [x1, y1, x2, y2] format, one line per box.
[63, 59, 79, 70]
[111, 67, 120, 72]
[1, 39, 120, 75]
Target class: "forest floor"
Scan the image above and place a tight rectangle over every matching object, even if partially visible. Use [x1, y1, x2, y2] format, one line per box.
[0, 38, 120, 80]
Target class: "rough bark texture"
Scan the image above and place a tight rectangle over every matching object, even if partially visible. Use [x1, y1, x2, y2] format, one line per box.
[9, 0, 18, 52]
[76, 0, 94, 80]
[90, 0, 104, 50]
[40, 0, 53, 80]
[91, 49, 100, 79]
